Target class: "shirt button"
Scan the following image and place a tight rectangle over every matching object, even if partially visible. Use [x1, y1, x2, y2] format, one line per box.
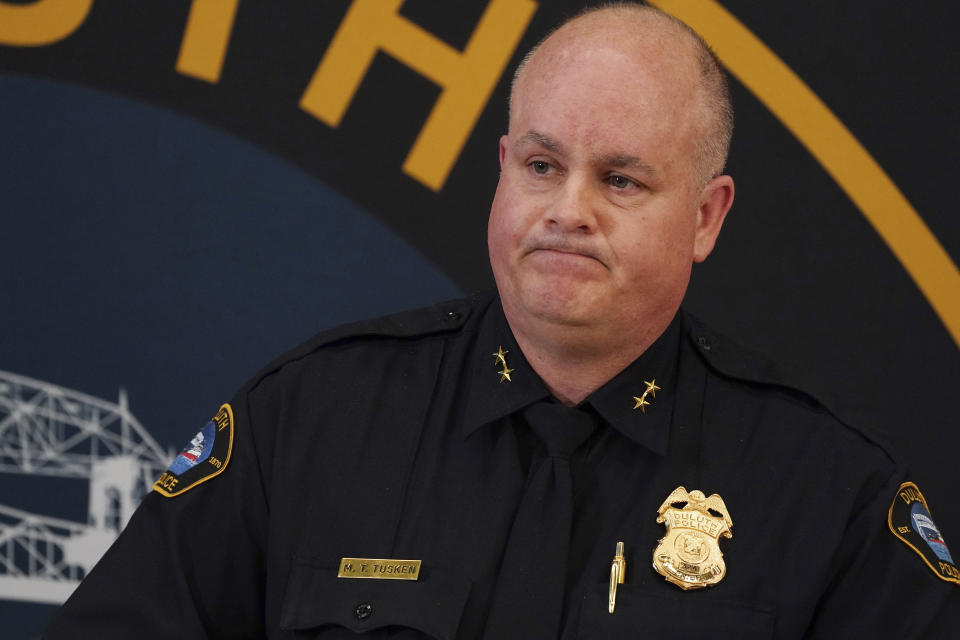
[354, 603, 373, 621]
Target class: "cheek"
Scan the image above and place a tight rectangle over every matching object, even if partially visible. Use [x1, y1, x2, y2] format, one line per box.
[487, 188, 520, 270]
[487, 182, 531, 256]
[616, 212, 697, 281]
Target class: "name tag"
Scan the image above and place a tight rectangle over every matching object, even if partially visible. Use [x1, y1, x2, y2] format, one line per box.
[337, 557, 422, 580]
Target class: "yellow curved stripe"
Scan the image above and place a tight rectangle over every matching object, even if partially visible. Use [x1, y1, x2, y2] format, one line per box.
[652, 0, 960, 349]
[0, 0, 93, 47]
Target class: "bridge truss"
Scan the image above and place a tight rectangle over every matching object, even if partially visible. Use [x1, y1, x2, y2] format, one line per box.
[0, 369, 170, 604]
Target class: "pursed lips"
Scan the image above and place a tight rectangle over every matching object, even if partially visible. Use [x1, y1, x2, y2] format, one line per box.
[524, 241, 609, 270]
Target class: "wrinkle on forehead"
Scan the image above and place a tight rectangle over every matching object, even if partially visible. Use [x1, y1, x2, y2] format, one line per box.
[510, 9, 705, 131]
[508, 10, 706, 182]
[518, 7, 701, 85]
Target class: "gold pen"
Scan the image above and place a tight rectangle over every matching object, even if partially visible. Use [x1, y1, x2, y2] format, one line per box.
[609, 541, 625, 613]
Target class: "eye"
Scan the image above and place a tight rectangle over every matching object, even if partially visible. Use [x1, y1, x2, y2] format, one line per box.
[530, 160, 551, 175]
[606, 174, 638, 190]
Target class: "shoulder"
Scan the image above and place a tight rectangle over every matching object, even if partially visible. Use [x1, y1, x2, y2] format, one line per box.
[680, 310, 830, 404]
[242, 292, 492, 393]
[678, 309, 898, 464]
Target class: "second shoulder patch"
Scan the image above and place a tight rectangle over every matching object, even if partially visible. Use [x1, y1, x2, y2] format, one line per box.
[888, 481, 959, 585]
[154, 404, 234, 498]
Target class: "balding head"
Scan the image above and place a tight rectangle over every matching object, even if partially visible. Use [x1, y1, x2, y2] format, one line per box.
[487, 0, 736, 386]
[510, 2, 733, 184]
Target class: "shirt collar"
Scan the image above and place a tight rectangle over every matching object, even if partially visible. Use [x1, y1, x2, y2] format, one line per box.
[585, 313, 681, 457]
[462, 298, 550, 437]
[461, 296, 682, 458]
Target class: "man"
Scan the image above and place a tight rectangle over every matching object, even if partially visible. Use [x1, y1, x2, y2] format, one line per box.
[46, 3, 956, 638]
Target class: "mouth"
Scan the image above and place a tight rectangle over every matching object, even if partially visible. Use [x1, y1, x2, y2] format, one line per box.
[534, 247, 598, 260]
[526, 243, 608, 270]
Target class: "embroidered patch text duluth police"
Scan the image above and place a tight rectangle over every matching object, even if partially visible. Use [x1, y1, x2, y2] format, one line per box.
[889, 481, 960, 584]
[154, 404, 234, 498]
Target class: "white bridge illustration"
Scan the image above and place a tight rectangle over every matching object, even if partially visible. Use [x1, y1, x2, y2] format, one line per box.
[0, 369, 170, 604]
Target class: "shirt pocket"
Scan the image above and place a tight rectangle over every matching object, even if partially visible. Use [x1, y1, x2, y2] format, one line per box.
[577, 583, 775, 639]
[279, 558, 472, 639]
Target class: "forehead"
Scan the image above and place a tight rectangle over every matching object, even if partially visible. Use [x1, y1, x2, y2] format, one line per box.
[510, 12, 703, 169]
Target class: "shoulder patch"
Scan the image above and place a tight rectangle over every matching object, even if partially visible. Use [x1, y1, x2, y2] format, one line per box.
[154, 404, 234, 498]
[888, 481, 960, 584]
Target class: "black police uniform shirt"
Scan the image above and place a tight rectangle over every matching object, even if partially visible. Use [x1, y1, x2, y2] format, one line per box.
[45, 292, 957, 639]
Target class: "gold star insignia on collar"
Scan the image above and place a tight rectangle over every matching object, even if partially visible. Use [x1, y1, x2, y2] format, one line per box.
[632, 379, 660, 413]
[644, 379, 660, 397]
[492, 346, 514, 382]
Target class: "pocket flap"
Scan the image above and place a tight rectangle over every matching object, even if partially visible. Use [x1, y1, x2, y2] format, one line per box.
[280, 558, 472, 639]
[578, 584, 775, 639]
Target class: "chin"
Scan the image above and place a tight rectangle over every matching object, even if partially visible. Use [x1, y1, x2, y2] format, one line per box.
[529, 307, 592, 328]
[517, 282, 601, 328]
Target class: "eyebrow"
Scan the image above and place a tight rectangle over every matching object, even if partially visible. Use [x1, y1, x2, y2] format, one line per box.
[518, 130, 564, 154]
[518, 130, 656, 175]
[598, 154, 656, 175]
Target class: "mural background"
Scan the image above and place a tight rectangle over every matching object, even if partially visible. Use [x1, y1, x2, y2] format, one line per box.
[1, 1, 958, 636]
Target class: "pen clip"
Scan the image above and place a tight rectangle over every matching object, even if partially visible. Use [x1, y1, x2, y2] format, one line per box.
[608, 541, 625, 613]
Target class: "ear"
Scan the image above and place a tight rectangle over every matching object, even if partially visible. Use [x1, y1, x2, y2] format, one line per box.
[498, 134, 509, 168]
[693, 174, 735, 262]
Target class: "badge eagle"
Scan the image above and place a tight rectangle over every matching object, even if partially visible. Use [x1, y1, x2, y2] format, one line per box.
[653, 486, 733, 590]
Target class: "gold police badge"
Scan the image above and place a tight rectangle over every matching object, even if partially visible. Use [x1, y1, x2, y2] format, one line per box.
[653, 486, 733, 590]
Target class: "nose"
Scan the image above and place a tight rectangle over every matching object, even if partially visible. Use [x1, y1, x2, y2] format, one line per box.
[547, 174, 597, 233]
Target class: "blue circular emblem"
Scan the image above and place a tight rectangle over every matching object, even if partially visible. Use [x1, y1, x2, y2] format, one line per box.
[168, 421, 216, 475]
[910, 501, 954, 564]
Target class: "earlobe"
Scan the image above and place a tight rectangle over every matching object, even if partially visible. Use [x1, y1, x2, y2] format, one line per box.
[693, 175, 735, 262]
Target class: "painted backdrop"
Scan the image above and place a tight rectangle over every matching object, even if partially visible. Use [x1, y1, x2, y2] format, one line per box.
[2, 1, 958, 636]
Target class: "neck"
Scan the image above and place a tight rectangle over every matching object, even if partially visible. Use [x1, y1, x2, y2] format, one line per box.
[504, 305, 673, 406]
